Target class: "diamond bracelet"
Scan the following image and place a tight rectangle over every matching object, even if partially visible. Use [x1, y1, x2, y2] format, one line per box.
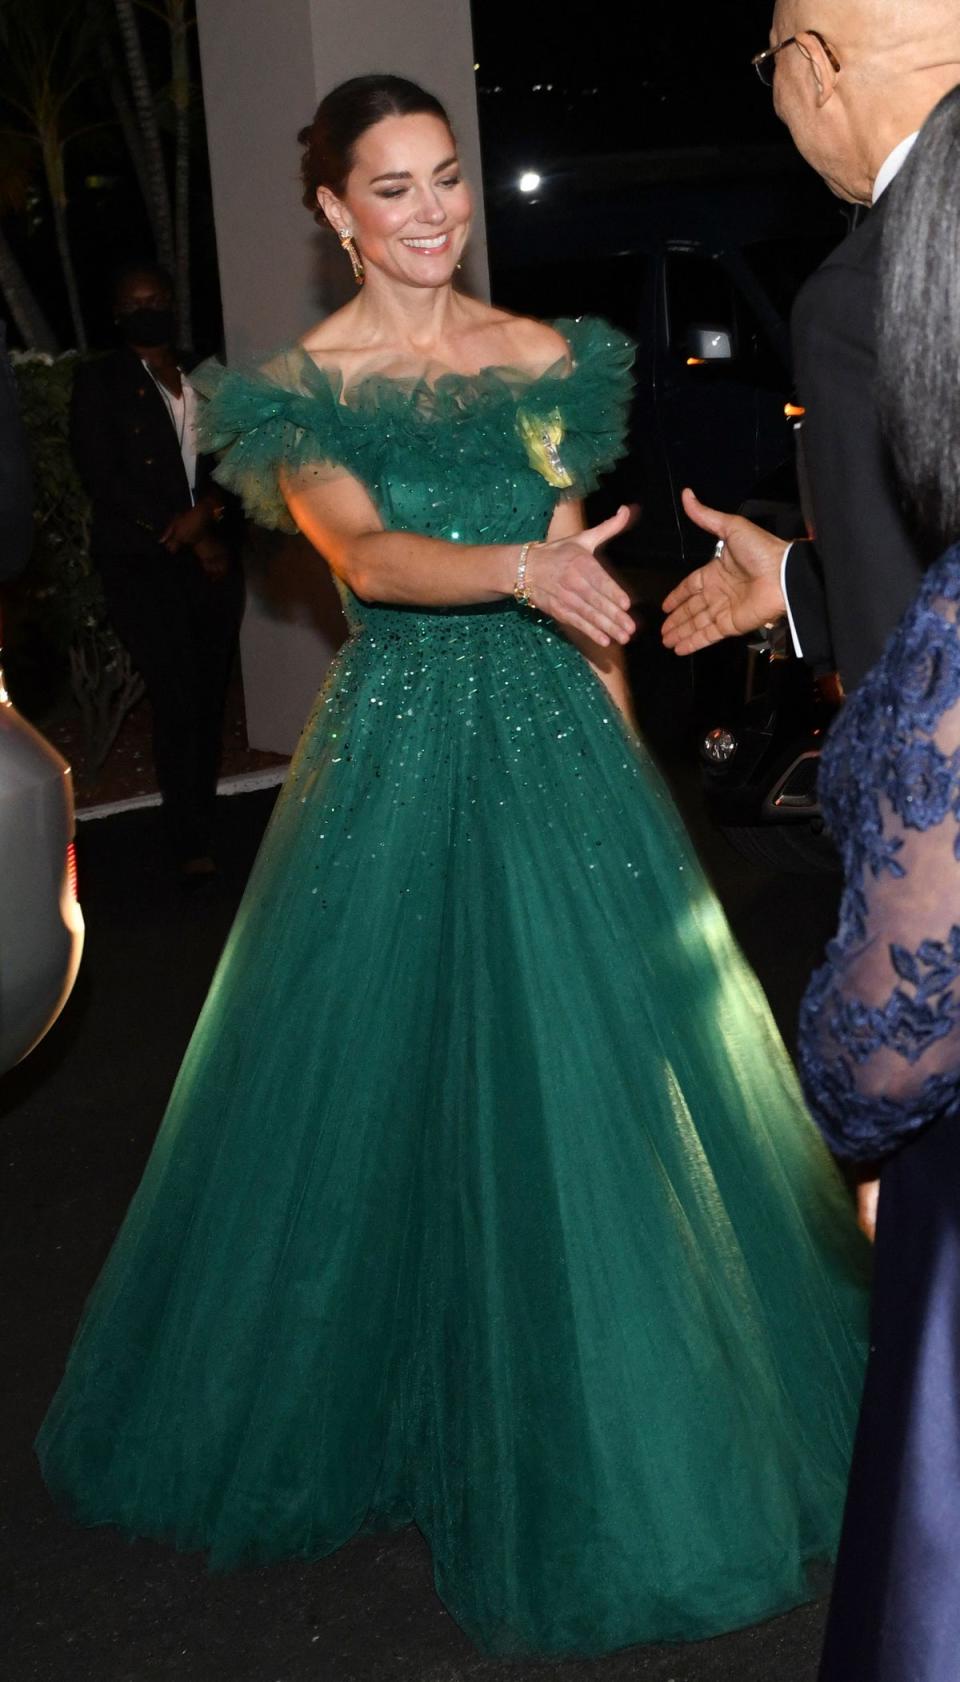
[513, 540, 537, 608]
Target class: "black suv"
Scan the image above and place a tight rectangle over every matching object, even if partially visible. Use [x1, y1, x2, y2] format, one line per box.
[487, 146, 848, 868]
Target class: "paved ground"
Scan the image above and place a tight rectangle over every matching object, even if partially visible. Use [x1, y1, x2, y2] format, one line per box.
[2, 770, 845, 1682]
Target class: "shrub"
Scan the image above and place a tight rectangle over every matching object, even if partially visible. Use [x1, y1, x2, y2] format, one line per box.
[8, 351, 143, 768]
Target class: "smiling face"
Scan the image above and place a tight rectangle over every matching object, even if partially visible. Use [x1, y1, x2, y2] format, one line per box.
[318, 112, 472, 290]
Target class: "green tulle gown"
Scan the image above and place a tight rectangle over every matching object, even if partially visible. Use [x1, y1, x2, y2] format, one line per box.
[37, 318, 869, 1657]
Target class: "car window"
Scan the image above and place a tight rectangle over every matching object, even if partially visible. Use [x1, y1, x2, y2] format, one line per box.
[664, 251, 737, 355]
[491, 254, 652, 338]
[740, 234, 840, 319]
[734, 282, 791, 390]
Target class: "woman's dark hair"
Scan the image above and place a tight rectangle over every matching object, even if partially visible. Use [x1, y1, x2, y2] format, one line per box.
[878, 85, 960, 555]
[298, 74, 452, 225]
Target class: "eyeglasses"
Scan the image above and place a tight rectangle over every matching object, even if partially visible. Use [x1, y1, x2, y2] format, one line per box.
[751, 31, 841, 88]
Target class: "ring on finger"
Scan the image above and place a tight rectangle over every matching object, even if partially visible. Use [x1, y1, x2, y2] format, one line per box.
[712, 539, 726, 560]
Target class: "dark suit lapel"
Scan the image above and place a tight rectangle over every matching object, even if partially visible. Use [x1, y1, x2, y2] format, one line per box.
[119, 348, 193, 506]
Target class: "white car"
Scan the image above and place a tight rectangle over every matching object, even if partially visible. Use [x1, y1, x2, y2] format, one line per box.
[0, 664, 84, 1072]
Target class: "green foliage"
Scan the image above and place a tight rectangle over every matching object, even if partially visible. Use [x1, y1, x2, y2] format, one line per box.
[0, 1, 208, 353]
[11, 350, 90, 655]
[8, 350, 143, 766]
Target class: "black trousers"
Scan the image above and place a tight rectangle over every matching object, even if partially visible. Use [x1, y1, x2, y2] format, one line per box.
[101, 551, 243, 861]
[819, 1112, 960, 1682]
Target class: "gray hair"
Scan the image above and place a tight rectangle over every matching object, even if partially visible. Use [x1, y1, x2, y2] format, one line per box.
[878, 85, 960, 556]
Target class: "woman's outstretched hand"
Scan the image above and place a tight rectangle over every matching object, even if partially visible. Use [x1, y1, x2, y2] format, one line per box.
[527, 505, 636, 646]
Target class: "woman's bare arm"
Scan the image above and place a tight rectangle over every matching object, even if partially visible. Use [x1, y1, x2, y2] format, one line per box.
[280, 463, 635, 648]
[541, 498, 639, 729]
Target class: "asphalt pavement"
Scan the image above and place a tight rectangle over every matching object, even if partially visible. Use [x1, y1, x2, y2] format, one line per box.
[2, 769, 845, 1682]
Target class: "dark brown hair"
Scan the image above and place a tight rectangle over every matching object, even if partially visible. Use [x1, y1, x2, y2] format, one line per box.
[298, 74, 453, 226]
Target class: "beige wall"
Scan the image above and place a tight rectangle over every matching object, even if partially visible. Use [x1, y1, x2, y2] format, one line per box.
[195, 0, 488, 751]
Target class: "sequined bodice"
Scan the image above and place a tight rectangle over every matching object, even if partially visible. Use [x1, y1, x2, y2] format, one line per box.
[798, 543, 960, 1158]
[340, 383, 558, 635]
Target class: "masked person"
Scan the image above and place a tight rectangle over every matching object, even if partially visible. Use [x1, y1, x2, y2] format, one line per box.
[70, 262, 243, 880]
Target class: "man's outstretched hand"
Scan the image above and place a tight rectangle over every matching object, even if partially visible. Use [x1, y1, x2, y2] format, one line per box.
[661, 488, 789, 654]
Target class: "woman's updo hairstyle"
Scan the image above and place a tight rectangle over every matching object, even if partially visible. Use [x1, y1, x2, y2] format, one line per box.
[299, 74, 453, 226]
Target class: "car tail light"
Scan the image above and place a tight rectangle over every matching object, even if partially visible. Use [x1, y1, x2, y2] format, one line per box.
[66, 841, 79, 901]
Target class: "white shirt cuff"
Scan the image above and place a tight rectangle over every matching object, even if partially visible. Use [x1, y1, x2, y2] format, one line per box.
[780, 542, 804, 658]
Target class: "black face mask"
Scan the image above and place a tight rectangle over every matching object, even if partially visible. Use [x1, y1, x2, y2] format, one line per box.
[116, 306, 175, 348]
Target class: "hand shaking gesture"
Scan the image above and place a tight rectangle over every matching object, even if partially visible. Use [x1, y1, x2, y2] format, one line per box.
[528, 504, 637, 647]
[661, 489, 789, 655]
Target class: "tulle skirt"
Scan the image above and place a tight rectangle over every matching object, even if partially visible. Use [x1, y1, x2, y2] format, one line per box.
[38, 600, 868, 1655]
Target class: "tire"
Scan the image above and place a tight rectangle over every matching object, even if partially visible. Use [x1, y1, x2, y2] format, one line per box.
[721, 822, 840, 876]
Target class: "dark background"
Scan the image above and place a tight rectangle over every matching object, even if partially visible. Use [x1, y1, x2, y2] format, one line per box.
[0, 1, 788, 355]
[472, 0, 784, 178]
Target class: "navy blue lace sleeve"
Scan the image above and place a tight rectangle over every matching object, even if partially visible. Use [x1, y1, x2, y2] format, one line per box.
[798, 543, 960, 1161]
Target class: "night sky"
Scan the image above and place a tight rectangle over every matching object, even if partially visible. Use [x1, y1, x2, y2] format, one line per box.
[471, 0, 785, 173]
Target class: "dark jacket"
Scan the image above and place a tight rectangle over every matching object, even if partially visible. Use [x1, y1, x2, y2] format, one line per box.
[784, 196, 924, 692]
[0, 323, 34, 582]
[70, 347, 218, 568]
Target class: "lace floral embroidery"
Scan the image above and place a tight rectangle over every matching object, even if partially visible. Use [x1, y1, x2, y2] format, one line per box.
[799, 544, 960, 1159]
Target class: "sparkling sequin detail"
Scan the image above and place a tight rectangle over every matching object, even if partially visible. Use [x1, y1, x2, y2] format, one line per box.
[193, 314, 643, 895]
[37, 314, 870, 1660]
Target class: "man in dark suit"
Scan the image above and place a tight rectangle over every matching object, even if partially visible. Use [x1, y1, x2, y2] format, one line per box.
[0, 320, 33, 583]
[660, 0, 960, 697]
[71, 262, 243, 879]
[662, 8, 960, 1680]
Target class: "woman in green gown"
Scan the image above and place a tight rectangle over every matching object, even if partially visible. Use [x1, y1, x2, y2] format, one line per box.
[38, 74, 869, 1657]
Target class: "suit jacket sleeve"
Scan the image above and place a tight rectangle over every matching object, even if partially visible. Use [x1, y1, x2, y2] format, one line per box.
[70, 359, 163, 531]
[787, 229, 923, 692]
[0, 328, 33, 581]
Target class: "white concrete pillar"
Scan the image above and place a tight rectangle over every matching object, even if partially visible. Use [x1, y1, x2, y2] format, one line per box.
[195, 0, 488, 753]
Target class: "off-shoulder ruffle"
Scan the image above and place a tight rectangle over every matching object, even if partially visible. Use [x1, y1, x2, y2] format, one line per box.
[192, 317, 635, 531]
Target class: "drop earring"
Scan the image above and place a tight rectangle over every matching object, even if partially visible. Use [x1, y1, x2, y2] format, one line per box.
[337, 228, 365, 286]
